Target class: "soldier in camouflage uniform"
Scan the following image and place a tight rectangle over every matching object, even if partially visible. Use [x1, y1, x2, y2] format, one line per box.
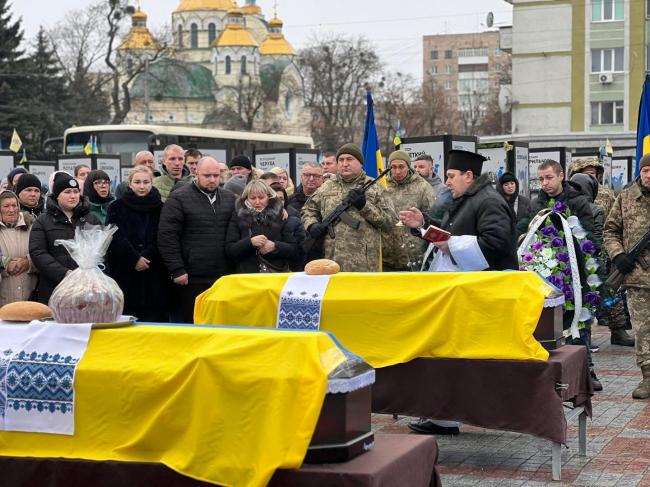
[570, 157, 634, 346]
[604, 155, 650, 399]
[302, 144, 397, 272]
[382, 150, 436, 271]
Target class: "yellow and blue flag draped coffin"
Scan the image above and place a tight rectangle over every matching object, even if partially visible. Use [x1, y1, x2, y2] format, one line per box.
[195, 271, 553, 366]
[0, 325, 348, 487]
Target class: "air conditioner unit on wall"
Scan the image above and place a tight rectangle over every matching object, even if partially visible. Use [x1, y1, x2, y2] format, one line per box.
[599, 73, 614, 84]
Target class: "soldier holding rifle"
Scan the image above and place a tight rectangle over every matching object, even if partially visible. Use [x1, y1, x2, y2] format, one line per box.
[301, 144, 397, 272]
[604, 154, 650, 399]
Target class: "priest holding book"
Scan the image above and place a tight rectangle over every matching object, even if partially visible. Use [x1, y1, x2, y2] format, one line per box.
[399, 149, 518, 435]
[399, 149, 517, 273]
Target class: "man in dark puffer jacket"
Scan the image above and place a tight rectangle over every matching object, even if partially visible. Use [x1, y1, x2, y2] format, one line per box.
[158, 157, 237, 323]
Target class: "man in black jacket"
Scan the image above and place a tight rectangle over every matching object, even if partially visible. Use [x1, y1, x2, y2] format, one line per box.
[158, 157, 237, 323]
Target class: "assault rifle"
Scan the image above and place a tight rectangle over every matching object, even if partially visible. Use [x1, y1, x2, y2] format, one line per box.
[606, 228, 650, 292]
[303, 166, 392, 253]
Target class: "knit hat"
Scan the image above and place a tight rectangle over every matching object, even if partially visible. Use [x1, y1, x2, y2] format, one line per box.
[336, 143, 364, 164]
[7, 167, 27, 186]
[447, 150, 487, 177]
[388, 150, 412, 166]
[15, 173, 42, 196]
[640, 153, 650, 169]
[51, 172, 79, 199]
[224, 174, 248, 195]
[228, 155, 252, 171]
[498, 172, 517, 186]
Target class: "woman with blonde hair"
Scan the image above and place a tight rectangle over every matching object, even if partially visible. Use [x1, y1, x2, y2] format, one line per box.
[0, 191, 37, 305]
[225, 180, 297, 273]
[269, 167, 295, 196]
[106, 166, 169, 321]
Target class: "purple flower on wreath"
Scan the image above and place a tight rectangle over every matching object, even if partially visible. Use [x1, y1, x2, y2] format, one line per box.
[585, 291, 601, 306]
[541, 225, 559, 237]
[579, 239, 597, 256]
[548, 274, 564, 289]
[522, 253, 534, 263]
[552, 200, 568, 214]
[550, 237, 564, 248]
[557, 252, 570, 264]
[532, 240, 544, 251]
[562, 284, 574, 301]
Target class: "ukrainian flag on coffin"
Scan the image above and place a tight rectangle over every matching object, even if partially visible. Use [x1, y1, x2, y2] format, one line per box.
[635, 73, 650, 176]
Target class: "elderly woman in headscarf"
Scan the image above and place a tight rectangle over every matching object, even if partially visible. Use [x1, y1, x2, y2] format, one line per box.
[225, 180, 297, 273]
[83, 170, 115, 224]
[0, 190, 37, 305]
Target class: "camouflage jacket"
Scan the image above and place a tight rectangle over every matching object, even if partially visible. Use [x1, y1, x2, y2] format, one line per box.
[595, 185, 616, 220]
[301, 172, 397, 272]
[382, 172, 436, 270]
[568, 157, 616, 218]
[603, 179, 650, 289]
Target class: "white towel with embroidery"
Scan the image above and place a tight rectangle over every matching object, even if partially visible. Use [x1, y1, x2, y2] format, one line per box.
[276, 274, 332, 330]
[0, 322, 92, 435]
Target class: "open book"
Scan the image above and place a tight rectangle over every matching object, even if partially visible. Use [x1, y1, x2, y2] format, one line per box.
[420, 225, 451, 243]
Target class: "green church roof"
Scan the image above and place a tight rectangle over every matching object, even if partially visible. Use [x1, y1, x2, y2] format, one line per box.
[131, 58, 216, 100]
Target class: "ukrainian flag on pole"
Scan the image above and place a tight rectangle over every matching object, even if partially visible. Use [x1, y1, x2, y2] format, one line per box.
[635, 73, 650, 176]
[361, 90, 386, 186]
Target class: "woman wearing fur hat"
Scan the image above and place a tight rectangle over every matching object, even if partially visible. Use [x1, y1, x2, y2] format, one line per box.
[28, 172, 101, 304]
[225, 180, 297, 273]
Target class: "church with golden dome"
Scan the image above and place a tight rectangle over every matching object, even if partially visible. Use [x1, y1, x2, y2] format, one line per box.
[118, 0, 309, 136]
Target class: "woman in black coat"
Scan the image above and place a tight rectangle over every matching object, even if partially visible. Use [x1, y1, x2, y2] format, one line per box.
[270, 182, 306, 271]
[106, 166, 169, 321]
[29, 172, 101, 304]
[225, 180, 297, 273]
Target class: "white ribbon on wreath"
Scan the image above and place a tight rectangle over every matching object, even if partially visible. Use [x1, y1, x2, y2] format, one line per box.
[517, 208, 582, 339]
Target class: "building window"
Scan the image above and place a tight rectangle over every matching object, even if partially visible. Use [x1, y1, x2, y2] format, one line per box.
[225, 55, 231, 74]
[190, 23, 198, 48]
[430, 50, 438, 60]
[494, 47, 500, 56]
[592, 0, 624, 21]
[647, 0, 650, 18]
[177, 24, 183, 48]
[458, 47, 489, 57]
[647, 43, 650, 70]
[445, 96, 452, 104]
[285, 91, 293, 114]
[445, 65, 452, 74]
[430, 65, 438, 75]
[445, 50, 453, 59]
[444, 80, 452, 89]
[208, 23, 216, 44]
[591, 48, 624, 72]
[241, 55, 247, 75]
[496, 63, 502, 72]
[591, 101, 624, 125]
[459, 78, 489, 92]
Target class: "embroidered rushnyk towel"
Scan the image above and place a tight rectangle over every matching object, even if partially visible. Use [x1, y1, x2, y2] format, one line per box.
[0, 322, 92, 435]
[276, 273, 332, 330]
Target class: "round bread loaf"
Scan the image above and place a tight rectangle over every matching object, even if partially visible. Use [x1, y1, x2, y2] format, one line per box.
[0, 301, 52, 322]
[304, 259, 340, 275]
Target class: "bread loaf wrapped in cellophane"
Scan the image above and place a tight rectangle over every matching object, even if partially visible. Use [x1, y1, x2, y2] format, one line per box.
[48, 224, 124, 324]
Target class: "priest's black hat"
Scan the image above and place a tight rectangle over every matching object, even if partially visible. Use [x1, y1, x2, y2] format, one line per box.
[447, 150, 487, 177]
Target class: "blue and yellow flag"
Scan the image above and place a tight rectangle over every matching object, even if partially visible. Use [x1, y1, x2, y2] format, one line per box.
[19, 148, 27, 165]
[635, 73, 650, 176]
[9, 129, 22, 153]
[84, 137, 92, 155]
[361, 91, 386, 185]
[91, 135, 99, 154]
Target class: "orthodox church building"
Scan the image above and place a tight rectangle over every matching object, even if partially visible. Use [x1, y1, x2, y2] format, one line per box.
[118, 0, 310, 136]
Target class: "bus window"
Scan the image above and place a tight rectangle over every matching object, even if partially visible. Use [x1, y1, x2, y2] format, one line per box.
[65, 130, 153, 166]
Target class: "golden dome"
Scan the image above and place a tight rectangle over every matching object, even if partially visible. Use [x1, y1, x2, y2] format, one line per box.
[175, 0, 236, 12]
[119, 9, 160, 50]
[242, 4, 262, 15]
[260, 17, 295, 56]
[214, 8, 259, 48]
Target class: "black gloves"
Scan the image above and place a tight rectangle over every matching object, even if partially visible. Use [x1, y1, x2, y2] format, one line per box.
[308, 223, 328, 239]
[344, 188, 366, 210]
[613, 253, 636, 274]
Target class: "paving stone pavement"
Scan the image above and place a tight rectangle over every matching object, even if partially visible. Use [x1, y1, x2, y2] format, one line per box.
[371, 325, 650, 486]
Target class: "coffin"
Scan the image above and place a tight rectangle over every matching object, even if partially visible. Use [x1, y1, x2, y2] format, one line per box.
[305, 358, 375, 463]
[534, 294, 565, 350]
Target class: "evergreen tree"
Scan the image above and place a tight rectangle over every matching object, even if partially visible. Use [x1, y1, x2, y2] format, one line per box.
[0, 0, 26, 148]
[22, 27, 72, 156]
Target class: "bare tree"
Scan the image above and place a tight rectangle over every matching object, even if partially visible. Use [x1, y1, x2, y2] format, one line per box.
[298, 34, 381, 151]
[415, 81, 456, 136]
[373, 73, 421, 153]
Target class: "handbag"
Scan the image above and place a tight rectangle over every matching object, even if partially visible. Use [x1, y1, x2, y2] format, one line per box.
[256, 251, 290, 273]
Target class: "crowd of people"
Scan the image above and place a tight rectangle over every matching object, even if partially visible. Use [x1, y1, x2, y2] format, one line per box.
[0, 142, 648, 401]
